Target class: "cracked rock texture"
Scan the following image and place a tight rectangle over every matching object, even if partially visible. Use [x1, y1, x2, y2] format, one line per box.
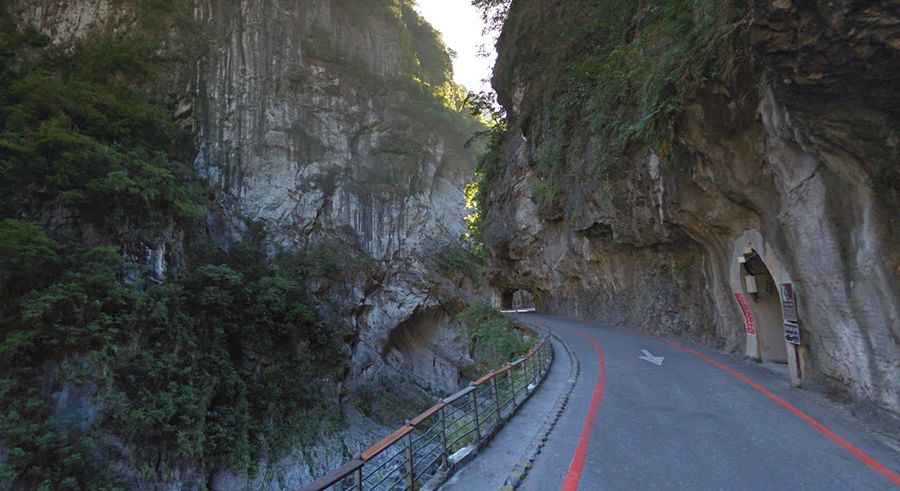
[14, 0, 481, 486]
[186, 0, 481, 396]
[484, 0, 900, 413]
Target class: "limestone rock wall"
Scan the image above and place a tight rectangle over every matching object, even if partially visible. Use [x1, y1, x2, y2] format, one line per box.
[11, 0, 481, 486]
[485, 0, 900, 413]
[15, 0, 478, 395]
[188, 0, 479, 393]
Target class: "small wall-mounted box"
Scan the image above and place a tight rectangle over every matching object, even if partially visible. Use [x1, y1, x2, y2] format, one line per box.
[745, 274, 758, 294]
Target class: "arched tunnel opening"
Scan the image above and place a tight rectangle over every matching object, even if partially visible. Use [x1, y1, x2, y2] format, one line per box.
[740, 250, 788, 364]
[500, 288, 536, 312]
[733, 239, 808, 387]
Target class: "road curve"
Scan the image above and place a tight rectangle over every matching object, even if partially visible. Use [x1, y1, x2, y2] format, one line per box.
[515, 314, 900, 491]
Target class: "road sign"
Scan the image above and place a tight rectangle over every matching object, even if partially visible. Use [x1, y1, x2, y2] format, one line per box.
[779, 284, 801, 345]
[784, 321, 801, 345]
[780, 283, 798, 323]
[734, 292, 756, 335]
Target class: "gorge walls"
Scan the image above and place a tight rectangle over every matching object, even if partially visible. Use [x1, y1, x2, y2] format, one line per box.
[18, 0, 481, 399]
[4, 0, 483, 487]
[190, 0, 482, 396]
[481, 0, 900, 414]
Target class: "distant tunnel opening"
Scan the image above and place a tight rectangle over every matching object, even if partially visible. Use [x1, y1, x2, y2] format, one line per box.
[740, 250, 788, 364]
[500, 288, 535, 311]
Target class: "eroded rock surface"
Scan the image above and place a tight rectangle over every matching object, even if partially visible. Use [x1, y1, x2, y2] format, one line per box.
[18, 0, 479, 395]
[11, 0, 482, 486]
[484, 0, 900, 413]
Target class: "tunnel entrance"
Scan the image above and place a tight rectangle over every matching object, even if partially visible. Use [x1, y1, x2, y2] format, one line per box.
[732, 234, 808, 387]
[500, 288, 535, 312]
[739, 250, 788, 363]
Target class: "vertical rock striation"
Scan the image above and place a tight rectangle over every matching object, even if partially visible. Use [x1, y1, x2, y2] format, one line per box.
[16, 0, 479, 394]
[187, 0, 480, 394]
[10, 0, 483, 486]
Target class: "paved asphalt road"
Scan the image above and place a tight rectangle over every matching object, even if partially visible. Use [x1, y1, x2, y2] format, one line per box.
[515, 314, 900, 491]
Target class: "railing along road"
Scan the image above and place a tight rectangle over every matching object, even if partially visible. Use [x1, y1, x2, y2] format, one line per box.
[301, 336, 553, 491]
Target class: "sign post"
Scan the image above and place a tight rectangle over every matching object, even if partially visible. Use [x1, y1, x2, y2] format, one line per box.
[779, 283, 803, 386]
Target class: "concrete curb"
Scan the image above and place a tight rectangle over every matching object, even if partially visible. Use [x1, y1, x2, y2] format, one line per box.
[500, 319, 580, 490]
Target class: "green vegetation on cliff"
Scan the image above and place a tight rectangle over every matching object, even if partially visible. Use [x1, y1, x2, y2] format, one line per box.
[335, 0, 451, 83]
[314, 0, 479, 137]
[0, 7, 346, 488]
[0, 0, 487, 486]
[0, 7, 202, 234]
[485, 0, 749, 214]
[457, 303, 533, 379]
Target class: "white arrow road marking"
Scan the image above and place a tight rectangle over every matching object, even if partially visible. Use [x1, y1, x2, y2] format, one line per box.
[639, 349, 665, 366]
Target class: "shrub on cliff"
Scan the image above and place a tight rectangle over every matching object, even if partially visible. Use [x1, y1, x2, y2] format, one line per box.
[457, 302, 533, 378]
[481, 0, 749, 216]
[0, 17, 204, 235]
[0, 6, 347, 488]
[0, 232, 349, 487]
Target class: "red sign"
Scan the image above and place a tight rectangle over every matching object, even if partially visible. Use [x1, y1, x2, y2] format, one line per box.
[734, 292, 756, 335]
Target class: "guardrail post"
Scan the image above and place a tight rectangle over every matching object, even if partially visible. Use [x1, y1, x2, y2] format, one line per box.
[508, 367, 518, 409]
[545, 341, 551, 371]
[439, 406, 449, 468]
[405, 430, 415, 490]
[537, 344, 544, 378]
[470, 385, 482, 442]
[355, 464, 364, 491]
[544, 342, 549, 372]
[522, 356, 534, 388]
[521, 357, 529, 391]
[538, 343, 547, 376]
[491, 376, 501, 422]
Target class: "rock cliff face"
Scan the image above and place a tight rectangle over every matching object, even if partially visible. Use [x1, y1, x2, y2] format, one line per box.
[18, 0, 479, 393]
[11, 0, 481, 486]
[190, 0, 481, 396]
[484, 0, 900, 413]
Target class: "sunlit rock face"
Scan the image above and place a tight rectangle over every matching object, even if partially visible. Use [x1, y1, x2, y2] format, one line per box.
[16, 0, 478, 392]
[14, 0, 121, 43]
[14, 0, 480, 485]
[189, 1, 478, 394]
[485, 0, 900, 413]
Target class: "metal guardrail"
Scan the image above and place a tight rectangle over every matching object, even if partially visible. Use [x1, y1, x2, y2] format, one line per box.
[301, 336, 554, 491]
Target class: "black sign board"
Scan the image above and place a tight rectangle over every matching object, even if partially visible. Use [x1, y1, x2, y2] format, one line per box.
[780, 283, 800, 345]
[780, 283, 798, 323]
[784, 321, 801, 345]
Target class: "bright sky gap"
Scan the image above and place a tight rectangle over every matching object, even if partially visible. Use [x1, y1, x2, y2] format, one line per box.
[414, 0, 496, 93]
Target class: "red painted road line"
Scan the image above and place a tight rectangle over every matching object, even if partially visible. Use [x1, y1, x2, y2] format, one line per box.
[668, 340, 900, 488]
[561, 332, 607, 491]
